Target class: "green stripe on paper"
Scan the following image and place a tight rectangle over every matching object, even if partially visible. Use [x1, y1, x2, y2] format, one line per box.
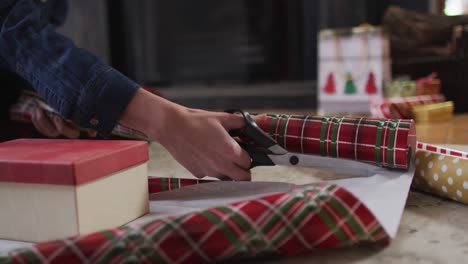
[101, 229, 120, 242]
[160, 178, 167, 192]
[278, 115, 289, 147]
[319, 117, 330, 156]
[290, 115, 307, 120]
[270, 200, 313, 247]
[328, 196, 365, 239]
[217, 207, 253, 234]
[267, 114, 279, 136]
[386, 121, 397, 167]
[315, 203, 348, 244]
[374, 120, 385, 166]
[261, 197, 297, 235]
[98, 230, 131, 262]
[313, 185, 348, 243]
[201, 211, 243, 251]
[171, 177, 179, 189]
[308, 116, 327, 121]
[217, 207, 266, 252]
[149, 219, 178, 241]
[330, 118, 341, 158]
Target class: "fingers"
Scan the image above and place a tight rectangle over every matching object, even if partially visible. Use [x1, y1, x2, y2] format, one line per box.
[251, 113, 268, 123]
[87, 130, 98, 138]
[229, 139, 252, 170]
[211, 141, 252, 181]
[31, 108, 60, 138]
[30, 108, 82, 139]
[228, 145, 252, 181]
[187, 156, 251, 181]
[223, 164, 251, 181]
[220, 115, 253, 180]
[199, 165, 251, 181]
[51, 116, 80, 139]
[218, 175, 233, 181]
[220, 112, 245, 131]
[221, 112, 268, 131]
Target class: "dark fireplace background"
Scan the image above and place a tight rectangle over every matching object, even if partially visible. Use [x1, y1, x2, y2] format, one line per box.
[59, 0, 430, 109]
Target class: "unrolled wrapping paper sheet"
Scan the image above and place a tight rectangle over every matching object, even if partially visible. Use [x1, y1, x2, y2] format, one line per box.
[144, 165, 415, 240]
[0, 163, 414, 264]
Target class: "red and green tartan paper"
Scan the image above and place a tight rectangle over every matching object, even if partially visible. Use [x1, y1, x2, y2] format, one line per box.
[9, 90, 150, 140]
[255, 114, 416, 170]
[0, 177, 387, 263]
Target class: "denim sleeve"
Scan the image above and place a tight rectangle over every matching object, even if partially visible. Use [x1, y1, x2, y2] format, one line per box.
[0, 0, 140, 136]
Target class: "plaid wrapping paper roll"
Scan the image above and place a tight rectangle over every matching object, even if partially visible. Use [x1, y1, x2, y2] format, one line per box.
[369, 94, 446, 119]
[0, 182, 388, 263]
[9, 90, 150, 141]
[413, 143, 468, 204]
[255, 114, 416, 170]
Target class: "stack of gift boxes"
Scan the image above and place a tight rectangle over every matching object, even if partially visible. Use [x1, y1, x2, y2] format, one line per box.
[369, 73, 454, 123]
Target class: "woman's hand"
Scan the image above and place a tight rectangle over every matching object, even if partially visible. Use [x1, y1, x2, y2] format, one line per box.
[158, 108, 252, 180]
[120, 88, 252, 181]
[29, 108, 97, 138]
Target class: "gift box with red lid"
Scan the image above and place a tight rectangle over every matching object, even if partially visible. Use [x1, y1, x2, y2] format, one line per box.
[0, 139, 149, 242]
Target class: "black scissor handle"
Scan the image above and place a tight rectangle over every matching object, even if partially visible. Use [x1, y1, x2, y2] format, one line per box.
[225, 109, 277, 149]
[225, 109, 278, 168]
[237, 141, 275, 168]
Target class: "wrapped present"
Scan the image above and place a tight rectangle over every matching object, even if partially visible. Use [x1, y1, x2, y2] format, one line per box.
[318, 25, 390, 114]
[369, 94, 446, 119]
[415, 72, 441, 96]
[385, 80, 416, 98]
[0, 139, 149, 242]
[416, 79, 441, 96]
[411, 101, 454, 123]
[414, 143, 468, 204]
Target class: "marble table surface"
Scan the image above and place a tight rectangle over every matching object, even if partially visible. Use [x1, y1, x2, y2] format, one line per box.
[148, 142, 468, 264]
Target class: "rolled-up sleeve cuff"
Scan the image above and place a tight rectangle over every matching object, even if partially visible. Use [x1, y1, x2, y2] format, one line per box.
[74, 66, 140, 137]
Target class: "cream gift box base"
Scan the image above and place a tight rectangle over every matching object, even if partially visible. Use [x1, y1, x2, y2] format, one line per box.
[0, 162, 149, 243]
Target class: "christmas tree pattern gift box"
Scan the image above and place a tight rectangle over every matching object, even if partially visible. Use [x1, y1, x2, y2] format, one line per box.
[318, 25, 390, 114]
[0, 139, 149, 242]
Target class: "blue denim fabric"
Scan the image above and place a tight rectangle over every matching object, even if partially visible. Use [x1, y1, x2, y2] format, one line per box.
[0, 0, 140, 136]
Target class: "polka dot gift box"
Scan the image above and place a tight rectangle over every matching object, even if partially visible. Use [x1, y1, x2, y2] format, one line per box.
[413, 142, 468, 204]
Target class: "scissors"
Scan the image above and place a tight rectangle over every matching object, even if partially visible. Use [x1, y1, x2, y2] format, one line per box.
[226, 109, 388, 177]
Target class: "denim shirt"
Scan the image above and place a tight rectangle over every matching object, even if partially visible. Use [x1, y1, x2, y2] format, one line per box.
[0, 0, 140, 136]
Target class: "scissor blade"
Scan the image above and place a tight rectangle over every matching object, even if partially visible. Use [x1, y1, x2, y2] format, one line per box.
[267, 153, 386, 177]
